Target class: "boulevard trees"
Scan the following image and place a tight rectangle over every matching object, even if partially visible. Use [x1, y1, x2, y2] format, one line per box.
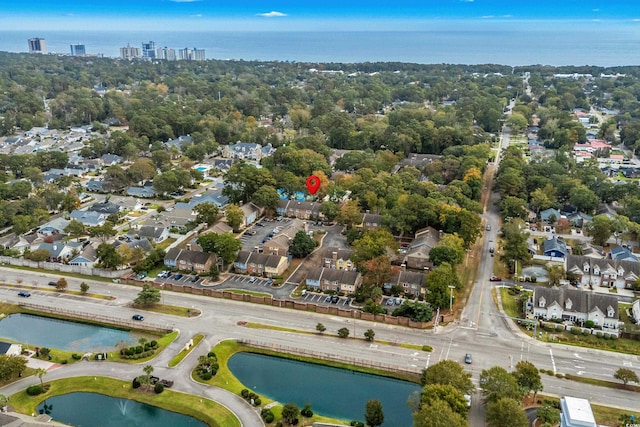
[613, 367, 639, 385]
[134, 284, 161, 307]
[512, 360, 543, 399]
[421, 360, 474, 395]
[479, 366, 525, 404]
[485, 398, 528, 427]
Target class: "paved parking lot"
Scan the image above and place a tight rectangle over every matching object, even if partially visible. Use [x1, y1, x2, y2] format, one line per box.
[239, 218, 294, 251]
[301, 291, 353, 308]
[215, 274, 297, 299]
[154, 273, 203, 286]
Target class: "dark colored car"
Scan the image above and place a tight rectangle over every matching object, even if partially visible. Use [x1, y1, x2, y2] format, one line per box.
[18, 291, 31, 297]
[48, 281, 57, 286]
[132, 314, 144, 321]
[191, 276, 200, 282]
[331, 295, 340, 303]
[173, 274, 183, 280]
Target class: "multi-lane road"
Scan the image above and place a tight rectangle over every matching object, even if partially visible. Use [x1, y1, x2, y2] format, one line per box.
[0, 264, 638, 414]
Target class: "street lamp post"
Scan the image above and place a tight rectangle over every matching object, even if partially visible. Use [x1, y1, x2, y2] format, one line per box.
[448, 285, 455, 312]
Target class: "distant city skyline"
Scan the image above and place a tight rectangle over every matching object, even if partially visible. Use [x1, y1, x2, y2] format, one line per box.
[3, 1, 640, 32]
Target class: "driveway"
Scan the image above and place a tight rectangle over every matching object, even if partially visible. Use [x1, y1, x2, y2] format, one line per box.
[215, 274, 297, 300]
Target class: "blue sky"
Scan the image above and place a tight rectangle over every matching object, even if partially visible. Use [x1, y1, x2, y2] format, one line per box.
[3, 0, 640, 31]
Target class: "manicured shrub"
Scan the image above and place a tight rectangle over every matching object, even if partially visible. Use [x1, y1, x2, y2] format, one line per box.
[570, 327, 581, 335]
[199, 371, 212, 380]
[150, 340, 158, 347]
[595, 331, 603, 337]
[154, 383, 164, 394]
[132, 377, 141, 388]
[555, 325, 565, 332]
[350, 422, 365, 427]
[264, 412, 275, 423]
[253, 398, 261, 406]
[585, 320, 595, 328]
[60, 359, 68, 364]
[422, 345, 432, 352]
[241, 389, 250, 398]
[71, 353, 81, 360]
[582, 330, 590, 336]
[555, 373, 564, 378]
[135, 346, 143, 354]
[207, 351, 216, 358]
[610, 334, 618, 340]
[26, 385, 43, 396]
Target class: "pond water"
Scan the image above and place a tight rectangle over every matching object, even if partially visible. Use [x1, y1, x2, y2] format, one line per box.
[0, 313, 142, 352]
[521, 266, 549, 282]
[228, 352, 421, 426]
[36, 392, 206, 427]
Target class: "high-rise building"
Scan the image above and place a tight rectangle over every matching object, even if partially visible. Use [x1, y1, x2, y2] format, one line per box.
[70, 44, 86, 56]
[156, 47, 176, 61]
[178, 47, 205, 61]
[120, 44, 141, 60]
[28, 37, 46, 54]
[141, 41, 156, 59]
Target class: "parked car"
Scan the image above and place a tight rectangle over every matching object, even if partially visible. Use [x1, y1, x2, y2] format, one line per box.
[486, 224, 491, 231]
[386, 298, 395, 306]
[18, 291, 31, 297]
[464, 394, 472, 407]
[173, 274, 183, 280]
[395, 297, 403, 305]
[48, 281, 57, 287]
[136, 272, 147, 280]
[489, 275, 502, 281]
[266, 279, 273, 285]
[132, 314, 144, 321]
[331, 295, 340, 303]
[301, 290, 307, 296]
[324, 295, 332, 303]
[247, 230, 257, 235]
[191, 276, 200, 282]
[465, 353, 472, 364]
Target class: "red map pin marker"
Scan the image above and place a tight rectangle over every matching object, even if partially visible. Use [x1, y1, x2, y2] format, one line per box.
[306, 175, 321, 195]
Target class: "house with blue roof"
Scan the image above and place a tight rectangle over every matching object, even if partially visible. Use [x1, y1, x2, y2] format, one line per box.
[543, 237, 569, 258]
[86, 179, 105, 193]
[540, 208, 562, 224]
[165, 135, 193, 152]
[37, 242, 74, 261]
[69, 210, 107, 227]
[610, 246, 639, 263]
[38, 217, 70, 236]
[127, 186, 156, 198]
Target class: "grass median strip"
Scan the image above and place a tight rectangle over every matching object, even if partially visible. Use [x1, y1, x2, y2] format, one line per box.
[168, 334, 204, 367]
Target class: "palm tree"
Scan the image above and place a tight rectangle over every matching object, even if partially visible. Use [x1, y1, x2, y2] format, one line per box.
[35, 368, 47, 388]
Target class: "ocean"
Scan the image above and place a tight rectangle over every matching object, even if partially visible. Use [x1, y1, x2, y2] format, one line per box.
[1, 27, 640, 66]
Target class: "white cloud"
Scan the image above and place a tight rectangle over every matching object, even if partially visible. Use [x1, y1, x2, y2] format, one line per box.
[592, 8, 600, 12]
[170, 0, 201, 3]
[258, 11, 287, 17]
[460, 0, 474, 2]
[481, 15, 495, 19]
[191, 14, 203, 17]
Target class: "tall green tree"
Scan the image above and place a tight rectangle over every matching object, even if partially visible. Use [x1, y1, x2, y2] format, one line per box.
[425, 263, 460, 309]
[225, 204, 244, 231]
[421, 360, 474, 395]
[289, 230, 318, 258]
[194, 202, 220, 227]
[365, 399, 384, 427]
[485, 398, 528, 427]
[613, 367, 639, 385]
[420, 384, 468, 418]
[513, 360, 543, 399]
[281, 403, 300, 425]
[96, 242, 122, 269]
[479, 366, 525, 404]
[196, 232, 242, 267]
[586, 214, 612, 246]
[413, 398, 466, 427]
[134, 284, 161, 307]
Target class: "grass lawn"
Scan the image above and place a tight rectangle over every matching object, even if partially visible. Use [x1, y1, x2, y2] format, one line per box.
[141, 303, 201, 318]
[168, 334, 204, 367]
[8, 376, 239, 427]
[156, 237, 177, 251]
